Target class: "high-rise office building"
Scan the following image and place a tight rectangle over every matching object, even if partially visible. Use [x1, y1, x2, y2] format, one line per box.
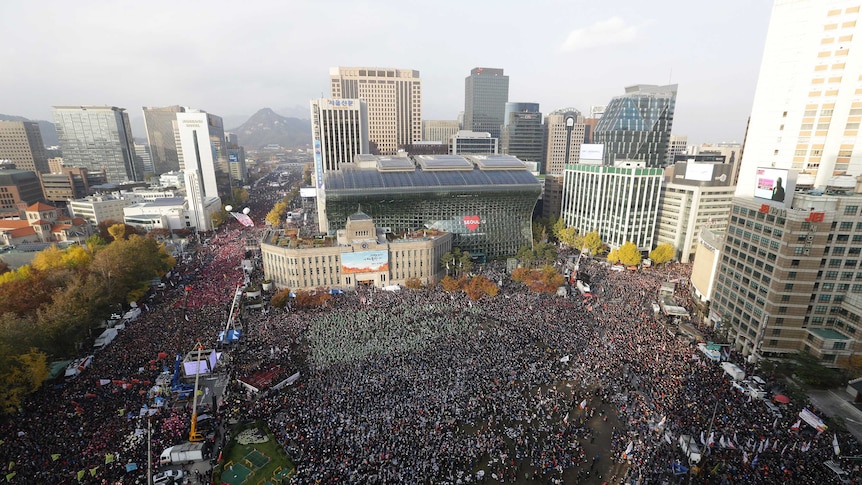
[543, 109, 586, 175]
[422, 120, 460, 143]
[593, 84, 677, 168]
[560, 160, 663, 251]
[134, 143, 153, 175]
[175, 111, 225, 232]
[738, 1, 862, 193]
[705, 0, 862, 368]
[666, 135, 688, 166]
[142, 105, 186, 175]
[310, 98, 369, 233]
[0, 121, 50, 174]
[501, 103, 544, 168]
[464, 68, 509, 139]
[310, 98, 369, 176]
[52, 106, 143, 183]
[329, 67, 421, 155]
[655, 160, 736, 262]
[176, 111, 226, 199]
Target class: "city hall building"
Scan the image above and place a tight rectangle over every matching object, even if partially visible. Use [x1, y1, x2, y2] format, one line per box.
[261, 212, 452, 290]
[319, 154, 541, 260]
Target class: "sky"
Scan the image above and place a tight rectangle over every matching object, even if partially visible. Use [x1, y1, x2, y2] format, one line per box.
[0, 0, 774, 144]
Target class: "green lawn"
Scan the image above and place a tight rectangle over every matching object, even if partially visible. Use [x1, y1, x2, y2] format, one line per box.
[213, 421, 294, 485]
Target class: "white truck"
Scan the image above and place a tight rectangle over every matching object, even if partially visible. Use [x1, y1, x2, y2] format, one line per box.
[678, 435, 702, 464]
[721, 362, 746, 381]
[159, 442, 205, 465]
[576, 280, 592, 296]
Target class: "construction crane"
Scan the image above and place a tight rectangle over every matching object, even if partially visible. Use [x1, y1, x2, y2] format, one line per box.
[188, 342, 205, 443]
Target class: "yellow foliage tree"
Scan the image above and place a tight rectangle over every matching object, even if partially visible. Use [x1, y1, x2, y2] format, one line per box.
[618, 241, 642, 267]
[649, 243, 676, 264]
[107, 224, 127, 241]
[31, 246, 66, 272]
[0, 347, 48, 414]
[583, 231, 604, 255]
[606, 249, 620, 264]
[0, 265, 31, 286]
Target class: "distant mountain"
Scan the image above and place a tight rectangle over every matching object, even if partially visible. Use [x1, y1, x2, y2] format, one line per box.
[228, 108, 311, 149]
[275, 104, 311, 120]
[0, 114, 59, 147]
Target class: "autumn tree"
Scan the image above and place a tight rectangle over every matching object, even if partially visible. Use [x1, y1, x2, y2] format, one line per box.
[440, 275, 463, 292]
[0, 346, 48, 414]
[618, 241, 642, 267]
[649, 243, 676, 264]
[552, 217, 566, 241]
[270, 288, 292, 309]
[582, 231, 604, 255]
[266, 200, 288, 226]
[404, 277, 422, 289]
[606, 249, 620, 264]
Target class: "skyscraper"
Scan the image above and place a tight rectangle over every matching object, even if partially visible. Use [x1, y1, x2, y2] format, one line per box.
[704, 0, 862, 368]
[543, 109, 586, 175]
[501, 103, 544, 168]
[464, 67, 509, 139]
[310, 98, 369, 175]
[175, 110, 226, 199]
[593, 84, 677, 168]
[329, 67, 421, 155]
[142, 105, 186, 175]
[52, 106, 142, 183]
[0, 121, 50, 174]
[737, 0, 862, 194]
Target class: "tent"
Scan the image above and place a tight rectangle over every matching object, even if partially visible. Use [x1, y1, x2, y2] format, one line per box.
[218, 329, 242, 343]
[93, 328, 119, 350]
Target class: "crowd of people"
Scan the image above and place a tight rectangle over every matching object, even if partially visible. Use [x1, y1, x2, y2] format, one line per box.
[0, 169, 860, 484]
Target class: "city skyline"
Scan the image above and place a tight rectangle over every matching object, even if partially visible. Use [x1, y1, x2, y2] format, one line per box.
[1, 0, 772, 145]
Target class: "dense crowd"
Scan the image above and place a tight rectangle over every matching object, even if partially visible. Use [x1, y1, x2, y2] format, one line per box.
[0, 178, 860, 483]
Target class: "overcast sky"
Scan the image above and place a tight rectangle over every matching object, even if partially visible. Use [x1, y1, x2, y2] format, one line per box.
[0, 0, 773, 144]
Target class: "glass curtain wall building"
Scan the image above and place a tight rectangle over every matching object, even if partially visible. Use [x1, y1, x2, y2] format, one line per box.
[464, 68, 509, 139]
[594, 84, 677, 168]
[52, 106, 142, 183]
[322, 154, 540, 260]
[142, 105, 185, 175]
[501, 103, 544, 169]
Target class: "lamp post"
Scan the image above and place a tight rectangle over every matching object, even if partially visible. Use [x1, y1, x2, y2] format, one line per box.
[564, 115, 575, 167]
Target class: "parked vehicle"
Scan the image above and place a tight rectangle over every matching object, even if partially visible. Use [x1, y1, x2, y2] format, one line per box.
[159, 442, 205, 465]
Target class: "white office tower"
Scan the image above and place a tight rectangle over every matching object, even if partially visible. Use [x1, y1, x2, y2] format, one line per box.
[176, 111, 223, 231]
[738, 0, 862, 196]
[310, 98, 369, 233]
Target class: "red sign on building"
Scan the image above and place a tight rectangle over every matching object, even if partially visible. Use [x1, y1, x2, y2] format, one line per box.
[759, 204, 770, 213]
[805, 212, 825, 222]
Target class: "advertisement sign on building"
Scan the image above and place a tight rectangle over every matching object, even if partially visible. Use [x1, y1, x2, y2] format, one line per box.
[684, 162, 714, 182]
[579, 144, 604, 164]
[753, 167, 795, 205]
[313, 140, 324, 189]
[341, 250, 389, 274]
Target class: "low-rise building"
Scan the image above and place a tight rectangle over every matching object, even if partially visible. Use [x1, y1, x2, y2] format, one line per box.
[0, 202, 91, 246]
[262, 212, 452, 291]
[69, 195, 130, 226]
[38, 167, 107, 205]
[123, 197, 190, 232]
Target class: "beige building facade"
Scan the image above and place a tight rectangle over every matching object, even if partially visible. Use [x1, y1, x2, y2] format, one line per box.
[262, 212, 451, 291]
[0, 121, 50, 174]
[330, 67, 422, 155]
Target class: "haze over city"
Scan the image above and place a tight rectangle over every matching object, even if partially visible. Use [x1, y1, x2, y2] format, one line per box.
[1, 0, 772, 143]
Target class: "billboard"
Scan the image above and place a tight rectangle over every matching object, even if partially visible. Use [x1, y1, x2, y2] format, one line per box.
[754, 167, 792, 204]
[313, 139, 324, 189]
[684, 162, 715, 182]
[341, 250, 389, 274]
[579, 144, 604, 164]
[299, 187, 317, 198]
